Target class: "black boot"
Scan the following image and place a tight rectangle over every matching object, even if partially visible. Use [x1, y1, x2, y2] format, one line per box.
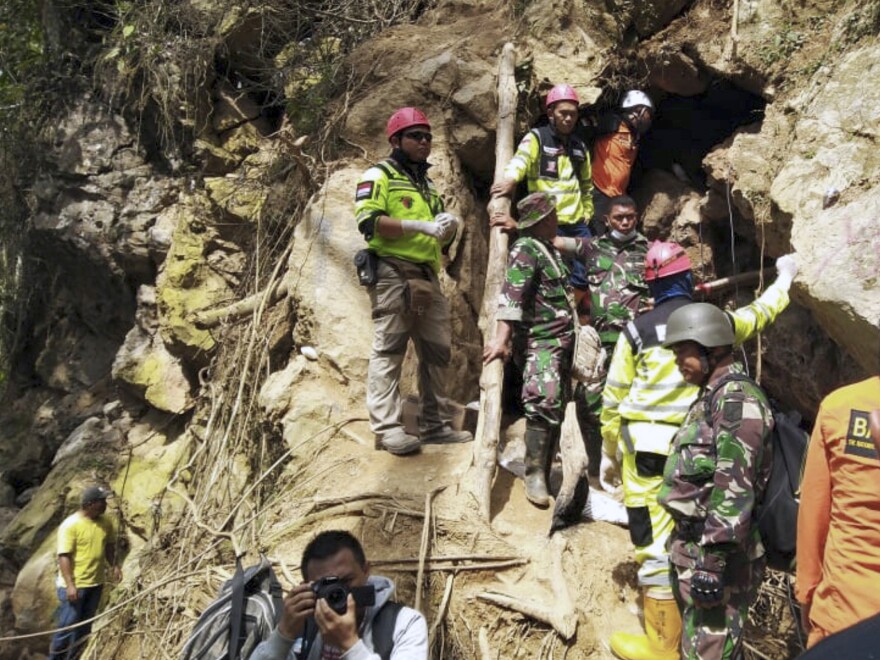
[524, 422, 551, 508]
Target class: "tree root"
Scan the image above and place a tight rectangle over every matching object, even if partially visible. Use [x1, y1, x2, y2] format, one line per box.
[476, 536, 578, 640]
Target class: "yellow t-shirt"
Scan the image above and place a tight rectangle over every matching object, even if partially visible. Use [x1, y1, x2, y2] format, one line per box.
[56, 512, 115, 588]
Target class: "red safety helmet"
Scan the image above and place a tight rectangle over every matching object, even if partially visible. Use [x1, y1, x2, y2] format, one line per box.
[645, 241, 692, 282]
[386, 107, 431, 140]
[545, 84, 579, 110]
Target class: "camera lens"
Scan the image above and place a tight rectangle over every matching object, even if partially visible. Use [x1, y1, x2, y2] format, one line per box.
[325, 585, 348, 613]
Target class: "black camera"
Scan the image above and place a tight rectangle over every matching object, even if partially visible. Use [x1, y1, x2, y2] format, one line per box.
[311, 576, 376, 615]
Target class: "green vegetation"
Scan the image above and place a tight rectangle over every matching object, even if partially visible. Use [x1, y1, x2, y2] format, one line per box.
[840, 1, 880, 44]
[0, 0, 44, 398]
[757, 25, 806, 67]
[0, 0, 44, 127]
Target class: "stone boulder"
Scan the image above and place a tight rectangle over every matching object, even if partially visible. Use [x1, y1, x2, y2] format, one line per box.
[11, 533, 57, 634]
[154, 193, 237, 361]
[711, 44, 880, 374]
[632, 0, 692, 37]
[114, 286, 194, 414]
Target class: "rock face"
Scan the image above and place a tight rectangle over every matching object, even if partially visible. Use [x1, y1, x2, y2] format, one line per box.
[1, 0, 878, 656]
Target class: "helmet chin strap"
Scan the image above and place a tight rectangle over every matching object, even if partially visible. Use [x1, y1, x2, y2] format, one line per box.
[698, 346, 717, 384]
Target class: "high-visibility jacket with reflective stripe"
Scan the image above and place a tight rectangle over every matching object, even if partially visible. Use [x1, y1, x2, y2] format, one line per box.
[600, 282, 790, 456]
[503, 125, 593, 225]
[355, 158, 444, 272]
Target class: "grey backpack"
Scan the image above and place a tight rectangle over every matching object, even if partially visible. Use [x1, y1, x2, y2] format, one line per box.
[181, 555, 283, 660]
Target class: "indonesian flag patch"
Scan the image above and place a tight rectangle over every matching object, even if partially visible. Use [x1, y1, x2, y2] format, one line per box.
[355, 181, 374, 201]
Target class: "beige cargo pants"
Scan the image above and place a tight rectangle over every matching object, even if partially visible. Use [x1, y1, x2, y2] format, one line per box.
[367, 259, 452, 440]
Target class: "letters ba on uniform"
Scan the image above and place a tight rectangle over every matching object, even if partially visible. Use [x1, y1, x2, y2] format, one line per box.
[845, 409, 879, 459]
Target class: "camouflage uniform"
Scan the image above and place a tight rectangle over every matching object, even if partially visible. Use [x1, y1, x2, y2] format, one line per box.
[496, 236, 575, 427]
[570, 234, 649, 465]
[658, 362, 774, 660]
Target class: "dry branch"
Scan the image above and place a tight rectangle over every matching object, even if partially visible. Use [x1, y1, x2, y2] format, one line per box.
[428, 574, 454, 651]
[192, 281, 289, 328]
[263, 501, 378, 544]
[379, 559, 527, 572]
[371, 554, 521, 564]
[476, 536, 578, 640]
[478, 626, 493, 660]
[415, 486, 445, 611]
[473, 41, 517, 521]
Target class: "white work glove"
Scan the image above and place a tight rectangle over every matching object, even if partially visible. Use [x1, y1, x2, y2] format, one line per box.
[599, 448, 621, 494]
[433, 212, 460, 243]
[400, 219, 444, 239]
[775, 254, 798, 290]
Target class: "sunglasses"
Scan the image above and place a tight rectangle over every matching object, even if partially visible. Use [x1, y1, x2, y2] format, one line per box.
[402, 131, 433, 142]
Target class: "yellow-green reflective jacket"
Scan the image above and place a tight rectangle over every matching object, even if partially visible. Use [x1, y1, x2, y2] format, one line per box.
[600, 282, 790, 455]
[503, 125, 593, 225]
[355, 158, 445, 272]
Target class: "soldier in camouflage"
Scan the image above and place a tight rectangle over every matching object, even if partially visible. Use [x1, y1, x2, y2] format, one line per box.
[554, 195, 650, 472]
[658, 303, 774, 660]
[484, 192, 575, 507]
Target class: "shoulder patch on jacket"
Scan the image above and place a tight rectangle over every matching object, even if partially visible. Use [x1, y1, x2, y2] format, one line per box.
[356, 181, 375, 201]
[722, 400, 744, 425]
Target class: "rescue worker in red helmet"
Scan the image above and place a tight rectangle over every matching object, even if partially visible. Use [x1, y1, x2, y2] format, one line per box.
[599, 243, 798, 660]
[353, 107, 472, 455]
[489, 83, 595, 313]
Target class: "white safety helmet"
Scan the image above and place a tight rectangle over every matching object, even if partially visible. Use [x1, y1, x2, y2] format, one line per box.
[621, 90, 653, 110]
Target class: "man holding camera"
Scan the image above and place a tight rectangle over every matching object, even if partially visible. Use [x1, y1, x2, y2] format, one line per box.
[251, 530, 427, 659]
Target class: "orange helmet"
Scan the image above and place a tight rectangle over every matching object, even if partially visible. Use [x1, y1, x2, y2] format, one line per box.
[386, 107, 430, 140]
[645, 241, 692, 282]
[545, 84, 579, 110]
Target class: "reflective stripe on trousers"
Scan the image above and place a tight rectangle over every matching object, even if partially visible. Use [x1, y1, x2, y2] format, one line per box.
[621, 421, 678, 588]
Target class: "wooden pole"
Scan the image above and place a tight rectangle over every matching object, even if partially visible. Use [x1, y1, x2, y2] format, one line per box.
[472, 42, 517, 521]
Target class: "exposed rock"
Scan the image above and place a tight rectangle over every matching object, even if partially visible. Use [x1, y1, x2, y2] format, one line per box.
[0, 507, 18, 534]
[114, 286, 195, 414]
[13, 488, 38, 509]
[0, 482, 15, 508]
[11, 534, 56, 633]
[644, 49, 711, 96]
[790, 188, 880, 375]
[0, 385, 112, 499]
[102, 400, 124, 420]
[211, 80, 269, 133]
[708, 45, 880, 373]
[155, 193, 236, 359]
[284, 167, 375, 387]
[636, 168, 702, 237]
[34, 316, 121, 392]
[258, 357, 310, 422]
[195, 138, 242, 175]
[111, 421, 189, 540]
[632, 0, 691, 37]
[52, 416, 116, 466]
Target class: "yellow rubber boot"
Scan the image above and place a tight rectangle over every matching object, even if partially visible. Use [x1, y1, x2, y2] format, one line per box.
[610, 593, 681, 660]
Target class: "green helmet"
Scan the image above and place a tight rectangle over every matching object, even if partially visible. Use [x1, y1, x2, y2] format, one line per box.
[662, 302, 734, 348]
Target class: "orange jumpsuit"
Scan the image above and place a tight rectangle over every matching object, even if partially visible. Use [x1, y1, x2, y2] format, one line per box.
[796, 376, 880, 647]
[592, 121, 637, 197]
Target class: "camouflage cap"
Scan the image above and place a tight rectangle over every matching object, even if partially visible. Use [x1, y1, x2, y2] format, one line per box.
[516, 192, 556, 229]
